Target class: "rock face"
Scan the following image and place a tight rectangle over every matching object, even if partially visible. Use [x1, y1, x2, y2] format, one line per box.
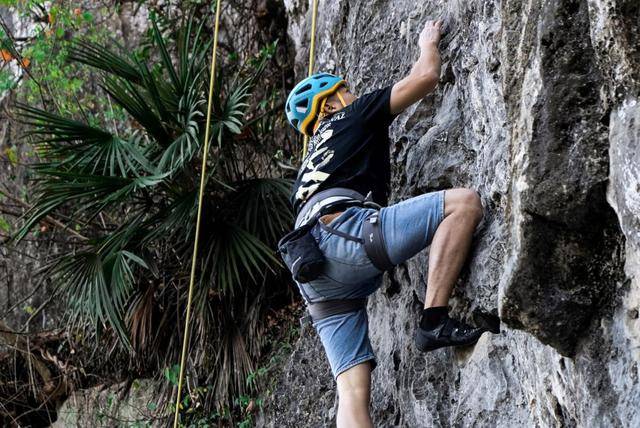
[52, 380, 162, 427]
[261, 0, 640, 426]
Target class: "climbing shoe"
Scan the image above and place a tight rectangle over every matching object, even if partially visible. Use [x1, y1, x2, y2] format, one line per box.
[415, 315, 485, 352]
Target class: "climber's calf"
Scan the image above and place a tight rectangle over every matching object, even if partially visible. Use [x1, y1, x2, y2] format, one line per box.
[420, 188, 483, 310]
[414, 188, 486, 351]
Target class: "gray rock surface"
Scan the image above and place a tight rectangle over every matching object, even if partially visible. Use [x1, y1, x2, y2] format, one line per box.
[261, 0, 640, 426]
[52, 379, 164, 427]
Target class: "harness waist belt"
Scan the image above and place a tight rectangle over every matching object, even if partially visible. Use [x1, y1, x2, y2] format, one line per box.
[295, 188, 380, 228]
[306, 298, 366, 322]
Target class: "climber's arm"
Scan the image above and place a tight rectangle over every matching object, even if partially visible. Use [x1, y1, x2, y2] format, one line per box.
[390, 20, 442, 115]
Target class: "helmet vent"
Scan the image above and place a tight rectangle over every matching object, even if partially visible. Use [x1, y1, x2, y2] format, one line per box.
[295, 83, 312, 95]
[295, 99, 308, 113]
[319, 81, 328, 88]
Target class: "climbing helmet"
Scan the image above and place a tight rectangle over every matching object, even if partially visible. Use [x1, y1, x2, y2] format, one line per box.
[285, 73, 346, 136]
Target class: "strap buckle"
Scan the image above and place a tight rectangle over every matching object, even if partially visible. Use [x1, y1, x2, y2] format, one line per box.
[300, 313, 312, 328]
[363, 191, 382, 210]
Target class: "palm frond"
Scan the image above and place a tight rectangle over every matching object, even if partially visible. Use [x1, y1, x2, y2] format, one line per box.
[135, 59, 175, 129]
[127, 284, 157, 354]
[177, 14, 212, 92]
[18, 104, 155, 176]
[203, 223, 280, 295]
[18, 102, 113, 145]
[69, 40, 144, 85]
[142, 190, 197, 244]
[213, 78, 252, 144]
[102, 76, 171, 144]
[53, 249, 146, 349]
[15, 172, 163, 242]
[151, 15, 180, 91]
[229, 178, 293, 244]
[157, 77, 205, 174]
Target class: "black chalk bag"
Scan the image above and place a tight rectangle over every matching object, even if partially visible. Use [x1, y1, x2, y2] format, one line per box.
[277, 222, 325, 283]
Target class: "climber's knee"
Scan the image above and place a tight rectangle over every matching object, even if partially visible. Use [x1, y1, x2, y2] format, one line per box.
[444, 188, 484, 225]
[466, 190, 484, 225]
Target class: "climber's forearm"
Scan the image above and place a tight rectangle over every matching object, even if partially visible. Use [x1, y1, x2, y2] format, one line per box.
[416, 42, 441, 82]
[390, 43, 441, 115]
[390, 19, 442, 115]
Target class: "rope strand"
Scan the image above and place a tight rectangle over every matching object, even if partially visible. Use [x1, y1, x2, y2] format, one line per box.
[302, 0, 320, 158]
[173, 0, 222, 426]
[174, 1, 318, 424]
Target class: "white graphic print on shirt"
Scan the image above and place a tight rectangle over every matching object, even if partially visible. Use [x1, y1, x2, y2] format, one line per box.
[295, 126, 335, 202]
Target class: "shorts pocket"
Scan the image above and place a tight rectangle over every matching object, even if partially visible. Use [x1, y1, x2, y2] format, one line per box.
[318, 229, 371, 267]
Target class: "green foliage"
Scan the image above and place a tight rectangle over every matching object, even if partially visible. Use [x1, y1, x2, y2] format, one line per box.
[1, 2, 110, 114]
[164, 364, 181, 387]
[16, 9, 293, 414]
[0, 216, 10, 233]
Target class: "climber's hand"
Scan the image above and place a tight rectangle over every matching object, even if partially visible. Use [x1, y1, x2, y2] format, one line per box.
[389, 19, 442, 115]
[419, 19, 443, 50]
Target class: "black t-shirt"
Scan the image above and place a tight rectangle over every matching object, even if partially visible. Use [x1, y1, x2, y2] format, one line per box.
[291, 86, 396, 214]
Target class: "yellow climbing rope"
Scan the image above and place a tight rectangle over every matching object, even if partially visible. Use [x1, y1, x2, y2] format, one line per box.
[172, 0, 222, 426]
[302, 0, 320, 158]
[173, 1, 318, 424]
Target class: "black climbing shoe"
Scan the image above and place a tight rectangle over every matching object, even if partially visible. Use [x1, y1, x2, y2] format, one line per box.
[415, 315, 485, 352]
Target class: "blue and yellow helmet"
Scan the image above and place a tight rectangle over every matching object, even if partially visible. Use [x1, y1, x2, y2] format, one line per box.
[285, 73, 346, 136]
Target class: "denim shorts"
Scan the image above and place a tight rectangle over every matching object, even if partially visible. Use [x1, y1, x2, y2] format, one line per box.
[296, 190, 445, 378]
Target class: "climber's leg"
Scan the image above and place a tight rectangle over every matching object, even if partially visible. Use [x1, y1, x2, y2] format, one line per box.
[299, 207, 381, 424]
[336, 362, 373, 428]
[379, 188, 486, 351]
[424, 188, 483, 308]
[379, 188, 483, 300]
[414, 189, 486, 351]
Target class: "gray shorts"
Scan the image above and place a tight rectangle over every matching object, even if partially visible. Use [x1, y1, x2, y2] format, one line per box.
[297, 191, 445, 378]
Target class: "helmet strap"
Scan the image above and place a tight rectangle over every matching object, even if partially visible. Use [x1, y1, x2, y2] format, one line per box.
[319, 96, 329, 116]
[336, 90, 347, 108]
[312, 97, 329, 134]
[312, 88, 347, 135]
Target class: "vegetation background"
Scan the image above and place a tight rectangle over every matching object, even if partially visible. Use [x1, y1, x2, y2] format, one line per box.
[0, 1, 302, 426]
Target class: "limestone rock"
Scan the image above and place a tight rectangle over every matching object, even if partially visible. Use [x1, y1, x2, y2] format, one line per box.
[52, 380, 163, 428]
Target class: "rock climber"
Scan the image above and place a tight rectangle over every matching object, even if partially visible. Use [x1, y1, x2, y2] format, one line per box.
[282, 19, 487, 427]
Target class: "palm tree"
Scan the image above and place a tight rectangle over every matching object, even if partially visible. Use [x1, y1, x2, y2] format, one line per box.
[15, 13, 293, 413]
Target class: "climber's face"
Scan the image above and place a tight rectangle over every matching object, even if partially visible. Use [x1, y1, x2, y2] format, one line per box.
[321, 86, 356, 115]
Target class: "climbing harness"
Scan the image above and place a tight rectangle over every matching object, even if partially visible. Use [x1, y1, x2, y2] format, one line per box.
[301, 298, 367, 326]
[279, 188, 396, 326]
[362, 212, 395, 272]
[300, 188, 394, 273]
[172, 0, 222, 426]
